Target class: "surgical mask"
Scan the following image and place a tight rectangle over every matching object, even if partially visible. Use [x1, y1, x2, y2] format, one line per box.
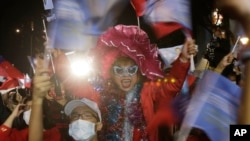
[23, 109, 31, 125]
[68, 119, 96, 141]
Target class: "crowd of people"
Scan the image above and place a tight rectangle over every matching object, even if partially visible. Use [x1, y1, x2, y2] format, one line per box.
[1, 0, 250, 141]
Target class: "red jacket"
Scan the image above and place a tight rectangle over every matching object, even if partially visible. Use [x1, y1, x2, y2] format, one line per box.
[140, 57, 190, 141]
[0, 125, 62, 141]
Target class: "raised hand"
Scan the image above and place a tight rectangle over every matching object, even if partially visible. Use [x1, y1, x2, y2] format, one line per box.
[179, 37, 198, 63]
[32, 68, 53, 102]
[214, 52, 234, 73]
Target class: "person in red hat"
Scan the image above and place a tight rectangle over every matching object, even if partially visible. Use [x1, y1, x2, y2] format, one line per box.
[28, 24, 197, 141]
[87, 24, 197, 141]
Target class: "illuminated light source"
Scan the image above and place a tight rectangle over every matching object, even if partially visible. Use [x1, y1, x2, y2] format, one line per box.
[70, 59, 92, 77]
[164, 78, 168, 82]
[170, 78, 176, 83]
[16, 29, 20, 33]
[157, 79, 161, 82]
[240, 37, 249, 45]
[66, 52, 93, 77]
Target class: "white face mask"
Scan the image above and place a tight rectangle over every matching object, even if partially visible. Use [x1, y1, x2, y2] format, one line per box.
[68, 119, 96, 141]
[23, 109, 31, 125]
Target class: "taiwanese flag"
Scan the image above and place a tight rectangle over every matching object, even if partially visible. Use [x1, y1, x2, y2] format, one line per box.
[177, 70, 242, 141]
[48, 0, 128, 51]
[131, 0, 192, 39]
[0, 56, 24, 90]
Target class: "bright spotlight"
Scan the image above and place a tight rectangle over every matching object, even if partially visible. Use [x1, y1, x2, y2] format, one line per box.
[66, 52, 94, 77]
[70, 59, 92, 76]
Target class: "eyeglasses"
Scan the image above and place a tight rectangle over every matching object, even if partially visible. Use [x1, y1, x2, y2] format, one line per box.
[113, 65, 138, 77]
[70, 112, 97, 121]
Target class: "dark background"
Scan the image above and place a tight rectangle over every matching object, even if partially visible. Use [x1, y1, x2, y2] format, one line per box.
[0, 0, 44, 74]
[1, 0, 228, 76]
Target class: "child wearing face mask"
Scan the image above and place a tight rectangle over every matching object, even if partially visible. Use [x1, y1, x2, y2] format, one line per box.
[0, 96, 62, 141]
[64, 98, 103, 141]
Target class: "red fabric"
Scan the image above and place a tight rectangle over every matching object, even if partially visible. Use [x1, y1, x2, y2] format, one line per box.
[95, 25, 165, 80]
[0, 77, 19, 90]
[130, 0, 147, 16]
[0, 61, 24, 79]
[0, 125, 61, 141]
[0, 60, 24, 90]
[152, 22, 184, 39]
[140, 57, 190, 141]
[133, 128, 142, 141]
[187, 74, 197, 87]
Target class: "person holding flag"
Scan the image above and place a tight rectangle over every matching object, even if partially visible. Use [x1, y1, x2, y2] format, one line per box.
[86, 24, 197, 141]
[216, 0, 250, 125]
[37, 24, 197, 141]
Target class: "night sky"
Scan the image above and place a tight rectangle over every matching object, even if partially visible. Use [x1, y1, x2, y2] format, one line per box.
[0, 0, 45, 74]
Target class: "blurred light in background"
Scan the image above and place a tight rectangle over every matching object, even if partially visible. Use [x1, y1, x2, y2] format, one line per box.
[16, 29, 20, 33]
[240, 37, 249, 45]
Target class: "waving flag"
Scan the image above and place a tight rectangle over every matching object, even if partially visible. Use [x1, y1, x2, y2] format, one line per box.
[144, 0, 192, 29]
[176, 70, 242, 141]
[131, 0, 147, 16]
[48, 0, 129, 51]
[0, 56, 24, 90]
[43, 0, 54, 10]
[158, 44, 183, 68]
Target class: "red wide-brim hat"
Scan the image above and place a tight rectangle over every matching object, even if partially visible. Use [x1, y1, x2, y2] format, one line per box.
[94, 24, 165, 80]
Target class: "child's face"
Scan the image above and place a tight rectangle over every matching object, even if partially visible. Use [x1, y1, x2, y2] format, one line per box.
[112, 57, 139, 92]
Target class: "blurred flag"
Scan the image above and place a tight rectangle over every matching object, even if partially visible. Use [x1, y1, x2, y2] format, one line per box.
[158, 44, 182, 68]
[130, 0, 147, 17]
[158, 44, 197, 95]
[144, 0, 192, 29]
[176, 70, 242, 141]
[43, 0, 54, 10]
[0, 56, 24, 90]
[48, 0, 128, 51]
[18, 74, 32, 89]
[0, 57, 24, 79]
